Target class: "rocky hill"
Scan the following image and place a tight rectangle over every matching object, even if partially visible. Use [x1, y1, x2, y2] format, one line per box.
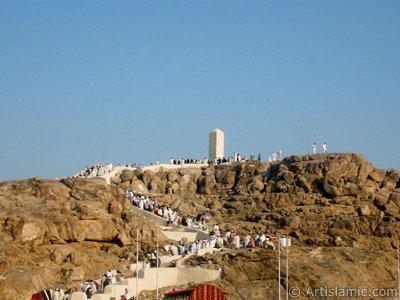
[1, 153, 400, 299]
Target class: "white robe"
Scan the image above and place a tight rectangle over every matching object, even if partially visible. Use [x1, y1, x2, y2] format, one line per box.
[234, 235, 240, 248]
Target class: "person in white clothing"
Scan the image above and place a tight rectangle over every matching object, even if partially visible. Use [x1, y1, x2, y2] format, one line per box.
[209, 237, 216, 249]
[124, 288, 132, 300]
[213, 224, 220, 237]
[322, 142, 327, 154]
[259, 234, 266, 246]
[272, 152, 277, 161]
[191, 242, 197, 253]
[138, 198, 144, 210]
[312, 142, 317, 155]
[53, 289, 60, 300]
[233, 234, 240, 249]
[243, 235, 250, 248]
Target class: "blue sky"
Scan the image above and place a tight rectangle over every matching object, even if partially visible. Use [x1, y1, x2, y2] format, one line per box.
[1, 1, 399, 180]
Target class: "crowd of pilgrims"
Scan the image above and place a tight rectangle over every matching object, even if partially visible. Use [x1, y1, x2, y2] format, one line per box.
[125, 190, 280, 255]
[125, 190, 209, 230]
[155, 228, 278, 261]
[39, 269, 134, 300]
[50, 153, 287, 300]
[74, 163, 113, 178]
[134, 226, 279, 275]
[43, 228, 279, 299]
[72, 151, 282, 179]
[43, 198, 281, 300]
[79, 270, 135, 299]
[168, 153, 267, 166]
[169, 157, 208, 165]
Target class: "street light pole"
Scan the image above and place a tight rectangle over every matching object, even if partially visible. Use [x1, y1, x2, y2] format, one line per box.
[136, 228, 139, 300]
[156, 230, 159, 300]
[286, 237, 289, 300]
[397, 240, 399, 300]
[278, 236, 281, 300]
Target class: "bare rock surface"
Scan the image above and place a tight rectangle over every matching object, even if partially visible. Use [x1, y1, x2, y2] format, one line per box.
[0, 178, 161, 299]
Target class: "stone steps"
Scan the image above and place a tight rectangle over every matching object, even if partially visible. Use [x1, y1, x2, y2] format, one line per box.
[70, 266, 221, 300]
[70, 205, 217, 299]
[129, 204, 211, 243]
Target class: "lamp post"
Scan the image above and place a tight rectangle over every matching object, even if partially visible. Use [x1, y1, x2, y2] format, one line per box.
[286, 236, 289, 300]
[136, 228, 139, 300]
[278, 236, 281, 300]
[156, 230, 159, 300]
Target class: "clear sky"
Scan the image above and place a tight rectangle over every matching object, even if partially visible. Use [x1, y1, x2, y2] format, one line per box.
[1, 1, 399, 180]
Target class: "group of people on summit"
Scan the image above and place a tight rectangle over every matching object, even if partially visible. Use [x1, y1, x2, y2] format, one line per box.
[74, 163, 113, 178]
[312, 142, 328, 155]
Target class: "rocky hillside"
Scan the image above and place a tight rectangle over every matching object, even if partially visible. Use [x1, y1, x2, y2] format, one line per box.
[0, 178, 161, 300]
[113, 153, 400, 250]
[1, 153, 400, 299]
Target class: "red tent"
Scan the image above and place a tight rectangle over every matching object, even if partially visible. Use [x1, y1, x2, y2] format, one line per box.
[163, 284, 226, 300]
[31, 292, 42, 300]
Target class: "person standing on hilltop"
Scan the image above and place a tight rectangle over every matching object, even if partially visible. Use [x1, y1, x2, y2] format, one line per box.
[312, 142, 317, 155]
[322, 142, 327, 154]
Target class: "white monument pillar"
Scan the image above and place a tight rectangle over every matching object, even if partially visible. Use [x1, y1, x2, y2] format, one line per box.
[208, 128, 224, 160]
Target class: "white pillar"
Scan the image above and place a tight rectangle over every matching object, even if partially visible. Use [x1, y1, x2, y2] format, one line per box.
[208, 129, 224, 160]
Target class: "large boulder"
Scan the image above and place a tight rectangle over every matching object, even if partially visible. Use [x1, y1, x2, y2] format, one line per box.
[167, 171, 179, 183]
[120, 169, 134, 182]
[79, 220, 118, 242]
[250, 176, 265, 192]
[358, 205, 371, 216]
[179, 168, 202, 182]
[196, 168, 217, 195]
[143, 170, 156, 186]
[357, 163, 375, 181]
[296, 175, 312, 193]
[149, 176, 166, 194]
[369, 169, 386, 184]
[382, 170, 399, 190]
[130, 178, 149, 195]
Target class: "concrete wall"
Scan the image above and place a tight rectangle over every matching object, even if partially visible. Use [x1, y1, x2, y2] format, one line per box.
[104, 285, 129, 298]
[122, 268, 178, 295]
[128, 206, 211, 242]
[130, 206, 168, 227]
[91, 294, 114, 300]
[70, 292, 87, 300]
[162, 230, 209, 243]
[71, 267, 221, 299]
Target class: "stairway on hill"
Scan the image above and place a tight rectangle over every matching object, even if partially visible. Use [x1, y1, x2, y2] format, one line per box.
[70, 205, 221, 300]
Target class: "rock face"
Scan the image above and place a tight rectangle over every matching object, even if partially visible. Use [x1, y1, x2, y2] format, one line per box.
[0, 178, 161, 300]
[1, 153, 400, 300]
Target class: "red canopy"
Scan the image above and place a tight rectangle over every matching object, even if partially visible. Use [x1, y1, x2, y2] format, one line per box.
[163, 284, 226, 300]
